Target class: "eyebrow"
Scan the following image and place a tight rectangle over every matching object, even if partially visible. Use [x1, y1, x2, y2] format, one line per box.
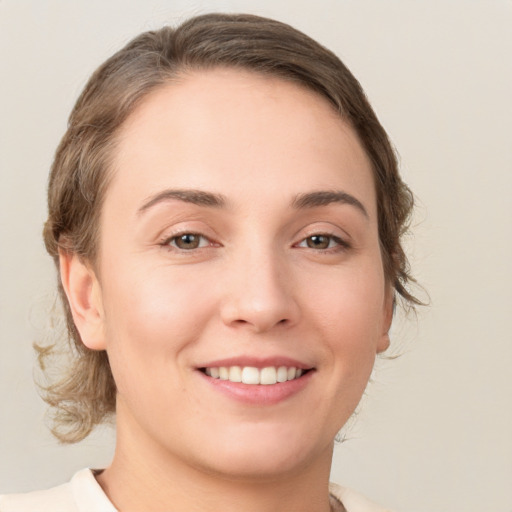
[138, 189, 227, 215]
[292, 190, 369, 218]
[137, 188, 368, 219]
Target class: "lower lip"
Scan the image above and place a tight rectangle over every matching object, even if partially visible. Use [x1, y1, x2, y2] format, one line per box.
[197, 370, 314, 405]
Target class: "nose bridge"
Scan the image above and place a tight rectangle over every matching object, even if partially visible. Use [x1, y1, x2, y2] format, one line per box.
[220, 238, 298, 332]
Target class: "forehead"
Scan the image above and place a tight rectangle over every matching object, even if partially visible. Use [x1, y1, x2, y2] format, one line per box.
[109, 68, 376, 218]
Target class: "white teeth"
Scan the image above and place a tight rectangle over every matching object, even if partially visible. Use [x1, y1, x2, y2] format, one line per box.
[276, 366, 288, 383]
[204, 365, 307, 385]
[260, 367, 277, 385]
[287, 367, 296, 380]
[242, 367, 260, 385]
[228, 366, 242, 383]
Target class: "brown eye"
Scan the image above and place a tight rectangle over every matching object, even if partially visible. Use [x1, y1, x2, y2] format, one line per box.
[297, 234, 348, 251]
[306, 235, 331, 249]
[171, 233, 204, 250]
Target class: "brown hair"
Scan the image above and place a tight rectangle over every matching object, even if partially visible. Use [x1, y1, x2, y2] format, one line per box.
[38, 12, 420, 443]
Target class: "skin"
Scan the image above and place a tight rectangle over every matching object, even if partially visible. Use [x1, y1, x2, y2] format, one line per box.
[60, 69, 393, 512]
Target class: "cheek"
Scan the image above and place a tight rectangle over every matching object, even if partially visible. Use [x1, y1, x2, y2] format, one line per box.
[306, 262, 386, 338]
[103, 257, 213, 326]
[99, 263, 217, 387]
[304, 260, 386, 383]
[300, 270, 384, 439]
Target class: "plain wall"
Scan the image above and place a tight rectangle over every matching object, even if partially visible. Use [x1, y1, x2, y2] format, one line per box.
[1, 1, 511, 511]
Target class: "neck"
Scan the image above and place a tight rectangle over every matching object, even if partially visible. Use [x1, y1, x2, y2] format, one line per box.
[96, 405, 334, 512]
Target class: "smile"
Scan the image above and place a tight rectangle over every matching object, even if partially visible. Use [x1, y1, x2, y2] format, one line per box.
[202, 366, 306, 385]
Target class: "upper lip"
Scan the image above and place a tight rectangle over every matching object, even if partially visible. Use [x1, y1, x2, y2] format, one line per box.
[197, 356, 314, 370]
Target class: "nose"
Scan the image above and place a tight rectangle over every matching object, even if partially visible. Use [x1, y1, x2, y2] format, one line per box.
[219, 247, 300, 333]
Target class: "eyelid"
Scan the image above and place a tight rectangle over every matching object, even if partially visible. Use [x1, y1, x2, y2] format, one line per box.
[294, 220, 352, 246]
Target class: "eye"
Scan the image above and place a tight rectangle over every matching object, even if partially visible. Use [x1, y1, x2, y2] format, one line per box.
[297, 234, 348, 250]
[164, 233, 210, 250]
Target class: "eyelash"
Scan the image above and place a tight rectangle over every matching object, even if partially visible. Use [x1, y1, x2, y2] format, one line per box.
[295, 233, 350, 252]
[159, 232, 350, 253]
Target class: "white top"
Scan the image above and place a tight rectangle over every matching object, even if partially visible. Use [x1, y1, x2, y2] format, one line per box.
[0, 469, 392, 512]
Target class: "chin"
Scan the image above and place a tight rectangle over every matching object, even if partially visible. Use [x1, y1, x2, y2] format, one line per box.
[188, 424, 331, 481]
[198, 451, 313, 482]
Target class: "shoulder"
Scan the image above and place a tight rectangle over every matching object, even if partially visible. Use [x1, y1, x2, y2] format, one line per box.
[0, 469, 116, 512]
[0, 480, 76, 512]
[329, 482, 393, 512]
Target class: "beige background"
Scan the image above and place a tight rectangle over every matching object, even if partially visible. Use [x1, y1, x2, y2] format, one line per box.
[1, 1, 511, 511]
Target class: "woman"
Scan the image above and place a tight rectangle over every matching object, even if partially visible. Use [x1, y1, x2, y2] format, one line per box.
[0, 13, 419, 512]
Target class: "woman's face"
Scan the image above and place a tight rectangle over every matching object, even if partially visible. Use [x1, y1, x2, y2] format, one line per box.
[84, 69, 392, 478]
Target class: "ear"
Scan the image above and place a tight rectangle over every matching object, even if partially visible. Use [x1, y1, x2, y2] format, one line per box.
[59, 249, 106, 351]
[376, 287, 394, 354]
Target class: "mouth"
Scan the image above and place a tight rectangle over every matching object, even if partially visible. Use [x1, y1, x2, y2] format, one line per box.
[199, 365, 311, 385]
